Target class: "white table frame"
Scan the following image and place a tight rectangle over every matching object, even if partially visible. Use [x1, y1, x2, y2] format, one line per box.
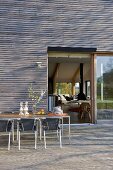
[0, 114, 71, 144]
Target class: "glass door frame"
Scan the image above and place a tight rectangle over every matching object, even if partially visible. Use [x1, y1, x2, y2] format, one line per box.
[91, 52, 113, 123]
[90, 54, 97, 123]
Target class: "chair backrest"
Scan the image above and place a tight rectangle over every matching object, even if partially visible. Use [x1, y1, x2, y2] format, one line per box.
[0, 120, 13, 132]
[42, 118, 60, 131]
[80, 102, 90, 113]
[19, 118, 36, 131]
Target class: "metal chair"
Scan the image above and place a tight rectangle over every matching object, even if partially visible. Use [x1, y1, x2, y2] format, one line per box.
[0, 119, 13, 150]
[42, 118, 62, 149]
[17, 118, 38, 150]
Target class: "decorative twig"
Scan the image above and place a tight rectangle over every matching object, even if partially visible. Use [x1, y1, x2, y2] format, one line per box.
[28, 83, 46, 111]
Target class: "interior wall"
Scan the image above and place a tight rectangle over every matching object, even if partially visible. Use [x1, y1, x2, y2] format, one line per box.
[83, 63, 90, 81]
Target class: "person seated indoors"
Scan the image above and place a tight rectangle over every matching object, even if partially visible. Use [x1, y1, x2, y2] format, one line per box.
[77, 92, 87, 100]
[53, 100, 63, 114]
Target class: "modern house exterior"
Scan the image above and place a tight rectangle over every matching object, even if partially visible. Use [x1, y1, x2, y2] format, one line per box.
[1, 0, 113, 123]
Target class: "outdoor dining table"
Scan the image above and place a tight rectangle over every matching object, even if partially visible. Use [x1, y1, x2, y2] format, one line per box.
[0, 112, 71, 142]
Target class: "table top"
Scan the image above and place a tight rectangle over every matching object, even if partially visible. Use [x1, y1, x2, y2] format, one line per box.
[0, 113, 69, 119]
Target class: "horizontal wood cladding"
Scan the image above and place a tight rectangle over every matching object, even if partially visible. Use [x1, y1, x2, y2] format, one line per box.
[0, 1, 49, 113]
[0, 16, 47, 113]
[1, 0, 113, 112]
[0, 53, 47, 112]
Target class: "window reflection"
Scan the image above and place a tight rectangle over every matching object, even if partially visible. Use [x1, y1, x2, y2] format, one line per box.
[97, 56, 113, 118]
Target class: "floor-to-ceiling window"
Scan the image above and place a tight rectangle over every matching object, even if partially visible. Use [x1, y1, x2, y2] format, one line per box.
[85, 81, 90, 99]
[96, 56, 113, 119]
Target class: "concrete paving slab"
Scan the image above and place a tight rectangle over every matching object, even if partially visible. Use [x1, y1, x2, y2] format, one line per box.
[0, 120, 113, 170]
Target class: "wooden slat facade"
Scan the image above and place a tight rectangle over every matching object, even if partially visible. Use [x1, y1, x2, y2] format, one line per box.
[0, 1, 48, 112]
[0, 0, 113, 112]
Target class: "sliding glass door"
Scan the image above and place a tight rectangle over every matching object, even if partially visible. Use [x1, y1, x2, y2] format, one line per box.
[96, 56, 113, 119]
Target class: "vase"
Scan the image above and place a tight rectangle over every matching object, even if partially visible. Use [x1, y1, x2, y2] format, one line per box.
[24, 101, 29, 115]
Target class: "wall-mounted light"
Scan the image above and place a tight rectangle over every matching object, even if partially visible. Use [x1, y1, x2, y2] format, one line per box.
[36, 62, 42, 68]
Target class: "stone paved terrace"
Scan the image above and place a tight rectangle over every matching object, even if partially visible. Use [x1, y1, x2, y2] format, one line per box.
[0, 120, 113, 170]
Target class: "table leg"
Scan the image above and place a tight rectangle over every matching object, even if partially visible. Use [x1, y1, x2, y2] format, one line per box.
[61, 117, 63, 136]
[68, 116, 71, 143]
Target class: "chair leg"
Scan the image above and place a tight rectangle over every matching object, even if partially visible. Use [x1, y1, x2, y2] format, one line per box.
[17, 121, 19, 141]
[35, 131, 37, 149]
[59, 129, 62, 148]
[12, 120, 15, 142]
[37, 119, 42, 142]
[81, 112, 84, 119]
[57, 130, 59, 138]
[88, 112, 91, 122]
[44, 130, 46, 149]
[8, 132, 11, 150]
[18, 131, 20, 150]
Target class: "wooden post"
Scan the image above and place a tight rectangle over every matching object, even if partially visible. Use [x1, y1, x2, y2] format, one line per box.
[80, 63, 83, 93]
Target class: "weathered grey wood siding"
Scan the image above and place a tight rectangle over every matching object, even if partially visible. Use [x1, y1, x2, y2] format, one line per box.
[0, 0, 113, 112]
[0, 0, 48, 112]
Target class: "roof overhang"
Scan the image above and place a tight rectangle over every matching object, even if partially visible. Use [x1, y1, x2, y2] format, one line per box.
[47, 46, 97, 53]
